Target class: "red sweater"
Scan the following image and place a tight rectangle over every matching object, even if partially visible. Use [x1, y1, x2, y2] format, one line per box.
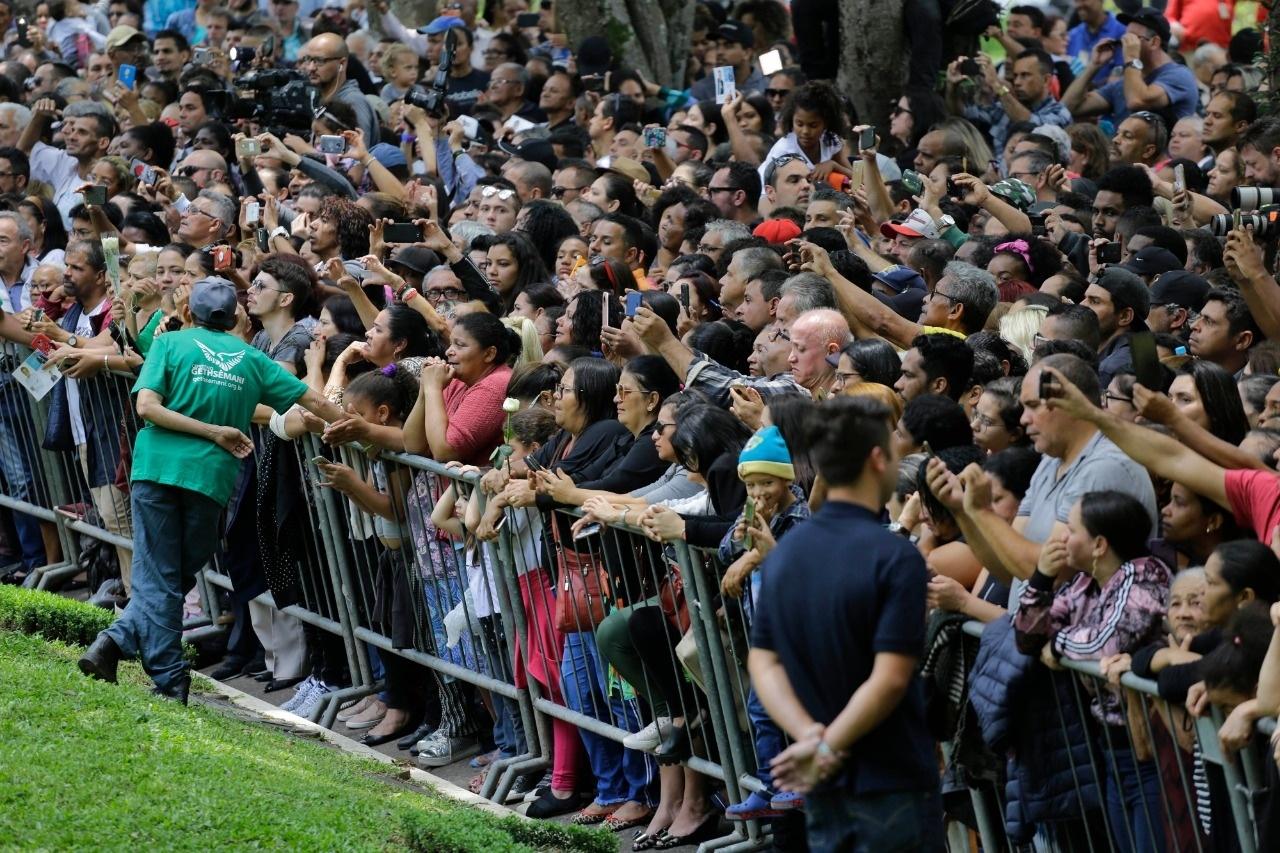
[441, 364, 512, 466]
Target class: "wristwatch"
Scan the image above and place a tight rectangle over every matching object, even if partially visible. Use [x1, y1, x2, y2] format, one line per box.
[938, 214, 956, 230]
[269, 225, 289, 241]
[65, 334, 79, 348]
[1125, 59, 1144, 71]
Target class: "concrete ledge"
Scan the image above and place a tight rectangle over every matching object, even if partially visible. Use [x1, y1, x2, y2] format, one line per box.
[191, 673, 517, 820]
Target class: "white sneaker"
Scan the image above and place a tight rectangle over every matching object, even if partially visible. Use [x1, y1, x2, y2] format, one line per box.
[293, 681, 333, 718]
[416, 733, 480, 768]
[280, 676, 317, 713]
[622, 716, 671, 751]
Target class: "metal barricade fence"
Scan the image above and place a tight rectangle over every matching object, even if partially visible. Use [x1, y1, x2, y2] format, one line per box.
[950, 619, 1275, 853]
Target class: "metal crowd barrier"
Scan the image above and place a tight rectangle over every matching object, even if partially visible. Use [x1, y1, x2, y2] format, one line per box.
[952, 618, 1275, 853]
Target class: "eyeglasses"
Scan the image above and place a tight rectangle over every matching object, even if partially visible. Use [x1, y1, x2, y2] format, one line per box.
[553, 383, 577, 398]
[1103, 391, 1134, 407]
[298, 55, 342, 66]
[425, 287, 467, 303]
[550, 185, 588, 198]
[481, 186, 516, 201]
[707, 186, 735, 195]
[764, 88, 791, 99]
[652, 420, 674, 433]
[185, 207, 218, 220]
[487, 77, 518, 88]
[832, 370, 859, 390]
[930, 289, 962, 304]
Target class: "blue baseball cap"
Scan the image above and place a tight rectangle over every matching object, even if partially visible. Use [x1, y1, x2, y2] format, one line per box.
[370, 142, 407, 169]
[872, 264, 926, 294]
[418, 15, 467, 35]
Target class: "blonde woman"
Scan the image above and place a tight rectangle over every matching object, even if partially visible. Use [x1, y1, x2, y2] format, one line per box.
[999, 304, 1049, 366]
[502, 314, 543, 365]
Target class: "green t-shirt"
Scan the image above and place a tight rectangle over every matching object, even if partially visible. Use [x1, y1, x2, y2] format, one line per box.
[135, 310, 163, 356]
[131, 326, 308, 505]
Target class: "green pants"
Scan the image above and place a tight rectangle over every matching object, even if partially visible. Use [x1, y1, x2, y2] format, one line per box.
[596, 596, 668, 717]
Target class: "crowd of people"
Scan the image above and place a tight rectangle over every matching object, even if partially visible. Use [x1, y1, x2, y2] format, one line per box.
[1, 0, 1280, 850]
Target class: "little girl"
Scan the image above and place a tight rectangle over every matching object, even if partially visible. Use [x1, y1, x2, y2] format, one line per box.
[314, 364, 426, 747]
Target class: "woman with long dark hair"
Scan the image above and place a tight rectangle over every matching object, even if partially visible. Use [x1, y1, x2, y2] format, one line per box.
[480, 231, 549, 314]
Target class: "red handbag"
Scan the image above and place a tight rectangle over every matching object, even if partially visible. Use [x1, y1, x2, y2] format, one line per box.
[554, 545, 611, 633]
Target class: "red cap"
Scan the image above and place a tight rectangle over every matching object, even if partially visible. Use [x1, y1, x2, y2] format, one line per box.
[753, 218, 801, 245]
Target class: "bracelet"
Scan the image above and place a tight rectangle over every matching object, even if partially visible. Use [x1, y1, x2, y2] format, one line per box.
[619, 507, 629, 524]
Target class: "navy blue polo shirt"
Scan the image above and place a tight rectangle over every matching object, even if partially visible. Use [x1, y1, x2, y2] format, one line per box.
[752, 500, 936, 795]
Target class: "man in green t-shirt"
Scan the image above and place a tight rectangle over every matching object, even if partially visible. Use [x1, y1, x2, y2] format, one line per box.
[78, 278, 344, 702]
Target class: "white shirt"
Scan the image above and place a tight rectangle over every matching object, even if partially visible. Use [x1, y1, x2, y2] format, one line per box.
[758, 133, 902, 185]
[30, 142, 85, 230]
[0, 255, 37, 313]
[66, 298, 110, 447]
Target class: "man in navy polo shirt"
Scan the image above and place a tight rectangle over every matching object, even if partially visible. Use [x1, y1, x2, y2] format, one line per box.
[749, 396, 943, 852]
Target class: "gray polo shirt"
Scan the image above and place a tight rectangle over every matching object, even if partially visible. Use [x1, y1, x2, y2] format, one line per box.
[1010, 429, 1157, 610]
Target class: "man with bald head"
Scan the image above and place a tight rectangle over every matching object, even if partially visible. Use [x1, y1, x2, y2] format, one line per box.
[175, 149, 229, 193]
[788, 308, 850, 396]
[299, 33, 380, 144]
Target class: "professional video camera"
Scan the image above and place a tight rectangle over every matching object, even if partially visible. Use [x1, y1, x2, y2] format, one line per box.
[226, 68, 318, 135]
[404, 27, 456, 117]
[1207, 186, 1280, 237]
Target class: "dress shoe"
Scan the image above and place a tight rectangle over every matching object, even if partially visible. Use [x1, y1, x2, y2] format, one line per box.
[361, 716, 421, 747]
[263, 675, 306, 693]
[78, 633, 123, 683]
[208, 657, 250, 680]
[396, 719, 435, 751]
[253, 670, 274, 682]
[152, 675, 191, 705]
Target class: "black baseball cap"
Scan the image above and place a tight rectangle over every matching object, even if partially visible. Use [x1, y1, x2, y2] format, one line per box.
[1095, 267, 1151, 332]
[387, 246, 441, 275]
[498, 137, 558, 172]
[1121, 246, 1183, 278]
[716, 21, 754, 48]
[1117, 7, 1172, 47]
[1150, 270, 1210, 312]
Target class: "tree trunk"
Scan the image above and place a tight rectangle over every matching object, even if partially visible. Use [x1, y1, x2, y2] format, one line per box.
[1268, 3, 1280, 113]
[838, 0, 907, 128]
[554, 0, 696, 88]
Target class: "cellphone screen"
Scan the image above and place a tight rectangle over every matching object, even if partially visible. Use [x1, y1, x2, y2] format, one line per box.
[384, 223, 423, 243]
[625, 291, 642, 317]
[1130, 331, 1162, 391]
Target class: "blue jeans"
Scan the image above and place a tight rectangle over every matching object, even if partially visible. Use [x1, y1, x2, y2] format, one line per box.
[805, 787, 945, 853]
[0, 381, 46, 569]
[747, 687, 785, 792]
[104, 482, 222, 693]
[1103, 744, 1166, 853]
[560, 631, 655, 805]
[481, 614, 525, 758]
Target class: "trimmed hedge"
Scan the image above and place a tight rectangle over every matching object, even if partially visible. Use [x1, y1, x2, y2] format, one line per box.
[0, 584, 113, 645]
[400, 808, 614, 853]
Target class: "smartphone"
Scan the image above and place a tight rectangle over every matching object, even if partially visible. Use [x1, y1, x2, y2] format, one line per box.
[743, 497, 756, 551]
[677, 283, 690, 311]
[245, 201, 260, 224]
[193, 47, 212, 66]
[1173, 163, 1186, 195]
[505, 115, 536, 134]
[1039, 370, 1058, 400]
[1029, 212, 1047, 237]
[1097, 241, 1122, 265]
[236, 137, 260, 158]
[1130, 330, 1161, 391]
[582, 74, 604, 93]
[959, 57, 981, 77]
[516, 11, 540, 27]
[601, 296, 610, 330]
[211, 245, 234, 271]
[82, 185, 107, 205]
[759, 48, 783, 76]
[118, 64, 137, 90]
[457, 114, 480, 141]
[15, 17, 29, 48]
[573, 522, 602, 540]
[642, 126, 667, 149]
[625, 291, 642, 318]
[318, 135, 347, 155]
[857, 126, 876, 152]
[130, 157, 156, 185]
[256, 226, 269, 252]
[384, 222, 423, 243]
[524, 456, 544, 473]
[900, 169, 924, 196]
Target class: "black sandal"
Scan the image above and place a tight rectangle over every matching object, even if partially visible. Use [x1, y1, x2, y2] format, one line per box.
[654, 814, 721, 849]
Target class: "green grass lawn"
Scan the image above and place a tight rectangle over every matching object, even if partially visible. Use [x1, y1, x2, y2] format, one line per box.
[0, 628, 608, 852]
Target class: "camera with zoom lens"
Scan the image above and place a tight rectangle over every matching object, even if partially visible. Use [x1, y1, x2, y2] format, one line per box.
[406, 27, 457, 117]
[227, 69, 318, 135]
[1208, 208, 1280, 237]
[1231, 187, 1280, 212]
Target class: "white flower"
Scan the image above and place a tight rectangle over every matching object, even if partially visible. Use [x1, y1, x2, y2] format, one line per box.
[502, 397, 521, 414]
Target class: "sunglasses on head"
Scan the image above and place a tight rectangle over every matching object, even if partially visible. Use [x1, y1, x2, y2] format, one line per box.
[481, 186, 516, 201]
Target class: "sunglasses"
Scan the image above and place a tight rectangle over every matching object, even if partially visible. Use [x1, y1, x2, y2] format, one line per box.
[481, 186, 516, 201]
[764, 88, 791, 99]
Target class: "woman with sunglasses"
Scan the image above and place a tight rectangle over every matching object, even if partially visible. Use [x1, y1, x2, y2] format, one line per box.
[886, 85, 947, 170]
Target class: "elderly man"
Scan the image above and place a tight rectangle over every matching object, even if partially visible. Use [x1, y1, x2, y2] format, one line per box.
[0, 104, 30, 149]
[176, 190, 236, 249]
[787, 308, 851, 396]
[174, 148, 230, 193]
[485, 62, 546, 123]
[298, 32, 379, 144]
